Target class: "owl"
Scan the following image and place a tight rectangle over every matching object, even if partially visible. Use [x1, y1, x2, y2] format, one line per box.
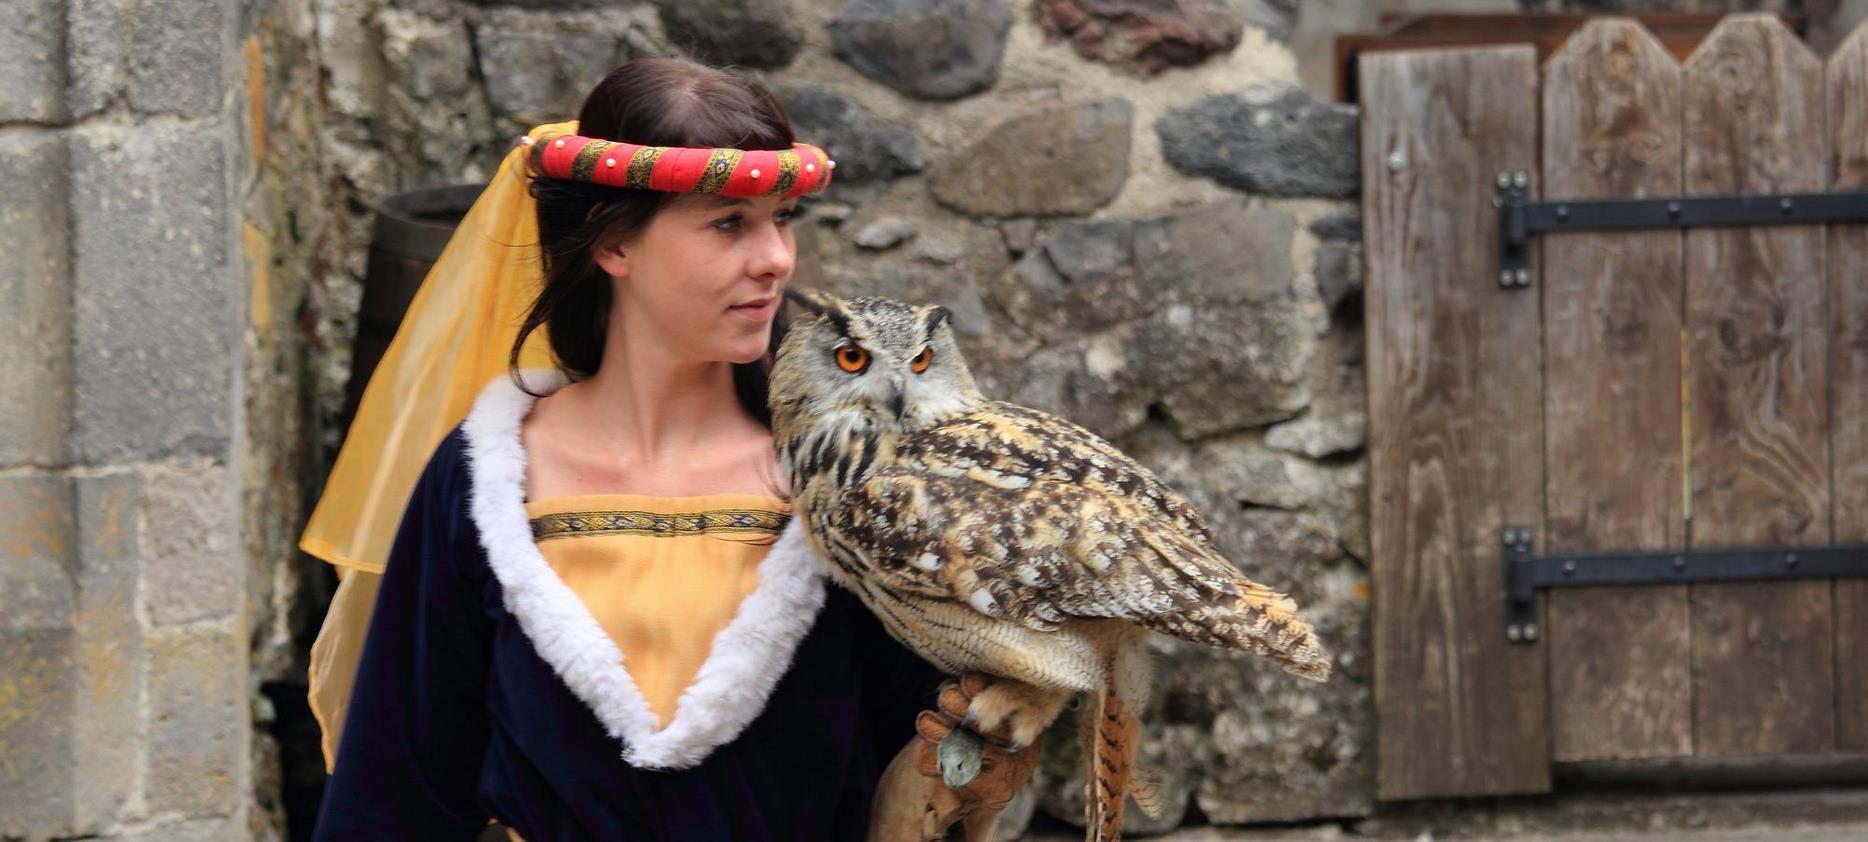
[769, 290, 1330, 841]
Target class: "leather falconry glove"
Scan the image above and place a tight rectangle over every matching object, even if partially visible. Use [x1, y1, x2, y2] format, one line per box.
[868, 673, 1041, 842]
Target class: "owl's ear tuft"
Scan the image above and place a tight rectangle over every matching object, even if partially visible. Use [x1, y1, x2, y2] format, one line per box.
[784, 287, 850, 333]
[922, 305, 952, 335]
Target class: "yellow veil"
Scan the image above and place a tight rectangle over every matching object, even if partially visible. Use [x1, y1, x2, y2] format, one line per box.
[305, 121, 573, 771]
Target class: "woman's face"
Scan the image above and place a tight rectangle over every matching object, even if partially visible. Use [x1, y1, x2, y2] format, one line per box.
[599, 193, 802, 365]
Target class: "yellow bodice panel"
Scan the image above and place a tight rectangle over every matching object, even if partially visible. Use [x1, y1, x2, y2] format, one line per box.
[523, 493, 791, 728]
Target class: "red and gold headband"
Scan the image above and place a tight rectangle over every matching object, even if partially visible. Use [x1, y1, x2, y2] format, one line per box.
[524, 133, 835, 198]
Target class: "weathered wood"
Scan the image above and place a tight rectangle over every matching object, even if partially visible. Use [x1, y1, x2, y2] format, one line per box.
[1363, 45, 1548, 800]
[1682, 14, 1834, 757]
[1540, 19, 1691, 763]
[1828, 20, 1868, 753]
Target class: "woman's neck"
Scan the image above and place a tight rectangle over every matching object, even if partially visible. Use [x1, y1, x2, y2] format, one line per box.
[569, 319, 753, 467]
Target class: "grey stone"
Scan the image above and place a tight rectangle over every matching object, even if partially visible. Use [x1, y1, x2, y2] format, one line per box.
[66, 0, 129, 117]
[1035, 0, 1242, 78]
[1158, 89, 1360, 198]
[1134, 301, 1312, 436]
[853, 217, 917, 249]
[931, 99, 1132, 217]
[117, 818, 243, 842]
[476, 27, 625, 127]
[998, 218, 1036, 256]
[0, 476, 77, 837]
[1308, 212, 1361, 243]
[380, 10, 476, 102]
[0, 626, 78, 837]
[0, 0, 66, 121]
[379, 9, 495, 179]
[1266, 410, 1368, 459]
[0, 131, 72, 468]
[143, 467, 243, 625]
[780, 88, 922, 184]
[995, 329, 1148, 441]
[993, 219, 1148, 340]
[658, 0, 803, 69]
[1314, 241, 1362, 314]
[1139, 198, 1295, 305]
[1224, 0, 1298, 40]
[71, 473, 143, 830]
[146, 626, 245, 817]
[0, 475, 77, 632]
[128, 0, 226, 117]
[69, 120, 235, 463]
[458, 0, 615, 7]
[829, 0, 1011, 100]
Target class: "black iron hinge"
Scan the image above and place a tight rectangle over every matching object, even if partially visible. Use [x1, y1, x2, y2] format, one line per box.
[1494, 173, 1868, 287]
[1502, 526, 1868, 643]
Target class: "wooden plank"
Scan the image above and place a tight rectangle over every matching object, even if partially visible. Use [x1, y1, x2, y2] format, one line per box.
[1828, 20, 1868, 753]
[1682, 14, 1834, 757]
[1363, 45, 1548, 800]
[1540, 19, 1691, 763]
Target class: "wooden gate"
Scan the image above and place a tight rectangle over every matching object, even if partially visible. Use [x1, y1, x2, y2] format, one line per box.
[1363, 14, 1868, 799]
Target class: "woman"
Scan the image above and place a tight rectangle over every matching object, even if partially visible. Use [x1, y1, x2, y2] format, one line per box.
[309, 58, 1029, 840]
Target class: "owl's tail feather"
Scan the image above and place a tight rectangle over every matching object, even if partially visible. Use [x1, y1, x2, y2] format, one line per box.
[1081, 666, 1140, 842]
[1145, 576, 1333, 683]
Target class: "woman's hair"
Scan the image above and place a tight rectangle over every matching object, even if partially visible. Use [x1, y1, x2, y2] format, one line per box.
[512, 57, 797, 427]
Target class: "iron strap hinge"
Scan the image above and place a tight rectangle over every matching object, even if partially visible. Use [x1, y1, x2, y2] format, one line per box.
[1501, 526, 1868, 643]
[1493, 173, 1868, 287]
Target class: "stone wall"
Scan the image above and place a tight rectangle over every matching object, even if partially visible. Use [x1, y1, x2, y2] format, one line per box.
[0, 0, 270, 838]
[7, 0, 1866, 840]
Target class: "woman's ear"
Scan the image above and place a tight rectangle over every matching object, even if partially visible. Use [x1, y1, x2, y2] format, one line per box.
[592, 240, 629, 279]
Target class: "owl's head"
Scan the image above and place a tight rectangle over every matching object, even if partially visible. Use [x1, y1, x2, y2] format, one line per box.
[770, 289, 984, 439]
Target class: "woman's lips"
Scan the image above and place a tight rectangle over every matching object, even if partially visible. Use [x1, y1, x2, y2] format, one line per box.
[729, 297, 778, 320]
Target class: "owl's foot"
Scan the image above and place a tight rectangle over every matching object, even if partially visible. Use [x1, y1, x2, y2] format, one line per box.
[956, 674, 1072, 750]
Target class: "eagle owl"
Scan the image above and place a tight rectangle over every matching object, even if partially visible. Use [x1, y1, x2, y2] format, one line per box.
[769, 291, 1330, 840]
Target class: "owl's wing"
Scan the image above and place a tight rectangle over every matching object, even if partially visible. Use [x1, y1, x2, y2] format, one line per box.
[894, 402, 1219, 549]
[832, 468, 1330, 680]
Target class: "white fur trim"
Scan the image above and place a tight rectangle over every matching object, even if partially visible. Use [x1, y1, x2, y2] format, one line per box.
[462, 369, 828, 769]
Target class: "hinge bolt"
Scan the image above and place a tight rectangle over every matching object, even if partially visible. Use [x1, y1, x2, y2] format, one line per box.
[1496, 171, 1512, 188]
[1512, 171, 1529, 188]
[1514, 268, 1530, 286]
[1523, 623, 1539, 641]
[1507, 624, 1523, 642]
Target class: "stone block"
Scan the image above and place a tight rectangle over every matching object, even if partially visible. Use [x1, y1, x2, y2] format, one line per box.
[1159, 88, 1360, 198]
[71, 472, 145, 830]
[146, 625, 245, 817]
[658, 0, 803, 70]
[0, 0, 66, 121]
[1036, 0, 1242, 78]
[69, 119, 235, 463]
[476, 26, 623, 127]
[931, 99, 1132, 217]
[142, 466, 243, 625]
[830, 0, 1011, 100]
[117, 816, 241, 841]
[0, 130, 72, 468]
[67, 0, 129, 116]
[0, 474, 77, 631]
[779, 88, 922, 185]
[128, 0, 227, 117]
[0, 627, 79, 838]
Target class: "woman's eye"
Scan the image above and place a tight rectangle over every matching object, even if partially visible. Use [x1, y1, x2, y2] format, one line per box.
[777, 205, 809, 226]
[910, 345, 932, 374]
[711, 214, 743, 233]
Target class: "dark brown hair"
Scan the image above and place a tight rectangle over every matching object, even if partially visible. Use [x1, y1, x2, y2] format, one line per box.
[512, 57, 797, 426]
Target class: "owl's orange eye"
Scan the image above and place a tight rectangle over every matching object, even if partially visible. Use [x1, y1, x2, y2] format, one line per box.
[834, 342, 870, 374]
[910, 346, 932, 374]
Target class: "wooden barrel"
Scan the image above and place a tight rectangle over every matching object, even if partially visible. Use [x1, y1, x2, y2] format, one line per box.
[342, 183, 487, 427]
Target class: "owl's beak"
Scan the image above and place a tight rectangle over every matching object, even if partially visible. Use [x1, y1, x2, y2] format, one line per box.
[886, 375, 905, 420]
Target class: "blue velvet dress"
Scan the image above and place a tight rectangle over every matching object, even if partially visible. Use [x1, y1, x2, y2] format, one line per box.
[313, 404, 943, 841]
